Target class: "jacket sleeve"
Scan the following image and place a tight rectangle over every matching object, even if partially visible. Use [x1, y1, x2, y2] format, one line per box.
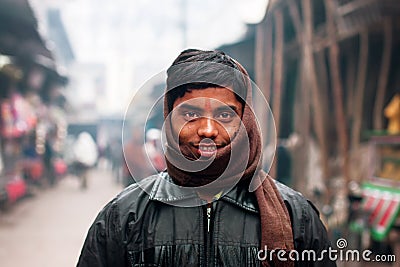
[302, 200, 337, 267]
[76, 200, 126, 267]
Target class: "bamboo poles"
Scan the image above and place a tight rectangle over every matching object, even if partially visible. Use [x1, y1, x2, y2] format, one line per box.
[257, 0, 398, 203]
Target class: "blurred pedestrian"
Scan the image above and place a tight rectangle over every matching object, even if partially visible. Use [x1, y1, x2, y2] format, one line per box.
[43, 128, 56, 186]
[72, 132, 98, 189]
[21, 133, 43, 184]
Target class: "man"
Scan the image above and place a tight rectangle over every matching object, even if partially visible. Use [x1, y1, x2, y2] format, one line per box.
[72, 132, 98, 189]
[77, 49, 336, 266]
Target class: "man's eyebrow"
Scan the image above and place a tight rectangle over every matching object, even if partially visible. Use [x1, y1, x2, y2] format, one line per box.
[176, 103, 239, 113]
[176, 103, 203, 112]
[215, 105, 239, 113]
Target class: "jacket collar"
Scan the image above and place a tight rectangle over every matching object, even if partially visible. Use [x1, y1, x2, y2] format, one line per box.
[149, 172, 259, 213]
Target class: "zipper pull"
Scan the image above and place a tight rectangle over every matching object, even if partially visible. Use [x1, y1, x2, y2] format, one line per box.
[207, 204, 211, 232]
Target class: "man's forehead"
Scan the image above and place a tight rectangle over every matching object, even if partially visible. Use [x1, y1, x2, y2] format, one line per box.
[171, 86, 243, 111]
[176, 97, 232, 108]
[183, 87, 234, 98]
[181, 88, 236, 102]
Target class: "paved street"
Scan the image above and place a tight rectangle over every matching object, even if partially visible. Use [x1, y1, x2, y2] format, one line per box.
[0, 168, 122, 267]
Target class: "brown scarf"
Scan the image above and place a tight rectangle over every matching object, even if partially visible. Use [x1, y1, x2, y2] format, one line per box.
[164, 53, 294, 266]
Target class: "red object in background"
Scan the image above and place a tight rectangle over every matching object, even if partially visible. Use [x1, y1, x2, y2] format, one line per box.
[0, 94, 37, 138]
[1, 100, 15, 137]
[53, 158, 67, 175]
[5, 176, 27, 203]
[22, 159, 44, 181]
[29, 160, 44, 180]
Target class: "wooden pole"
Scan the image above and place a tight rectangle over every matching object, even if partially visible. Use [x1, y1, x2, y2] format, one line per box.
[288, 0, 308, 193]
[288, 0, 302, 44]
[255, 23, 267, 138]
[373, 18, 393, 130]
[270, 9, 284, 179]
[314, 50, 330, 135]
[345, 53, 356, 120]
[263, 20, 273, 106]
[262, 19, 274, 166]
[255, 24, 265, 89]
[254, 17, 275, 175]
[325, 0, 350, 190]
[352, 30, 369, 150]
[302, 0, 331, 201]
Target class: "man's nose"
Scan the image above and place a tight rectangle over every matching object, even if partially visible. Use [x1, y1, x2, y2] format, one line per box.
[197, 117, 218, 138]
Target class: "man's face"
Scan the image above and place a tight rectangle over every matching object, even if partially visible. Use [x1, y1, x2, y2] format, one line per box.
[171, 87, 243, 158]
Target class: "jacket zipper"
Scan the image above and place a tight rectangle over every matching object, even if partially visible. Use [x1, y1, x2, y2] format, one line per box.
[207, 204, 211, 232]
[204, 203, 212, 267]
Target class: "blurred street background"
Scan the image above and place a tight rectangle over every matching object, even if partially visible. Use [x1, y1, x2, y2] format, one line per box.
[1, 0, 400, 266]
[0, 168, 121, 267]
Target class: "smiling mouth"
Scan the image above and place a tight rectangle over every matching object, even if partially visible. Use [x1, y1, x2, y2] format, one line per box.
[197, 144, 217, 157]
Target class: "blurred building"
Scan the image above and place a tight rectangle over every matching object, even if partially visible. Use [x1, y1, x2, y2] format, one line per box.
[0, 0, 69, 206]
[217, 24, 256, 80]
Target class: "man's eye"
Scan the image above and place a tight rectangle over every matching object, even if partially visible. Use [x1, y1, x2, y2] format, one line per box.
[216, 112, 234, 121]
[184, 111, 199, 119]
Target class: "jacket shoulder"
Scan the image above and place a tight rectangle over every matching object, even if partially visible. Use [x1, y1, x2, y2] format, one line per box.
[111, 174, 159, 223]
[274, 181, 333, 258]
[274, 180, 320, 217]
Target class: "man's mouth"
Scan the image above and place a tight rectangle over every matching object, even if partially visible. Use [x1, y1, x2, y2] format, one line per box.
[197, 144, 217, 158]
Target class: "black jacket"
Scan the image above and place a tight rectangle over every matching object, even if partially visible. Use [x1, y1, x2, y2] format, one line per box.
[77, 173, 336, 267]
